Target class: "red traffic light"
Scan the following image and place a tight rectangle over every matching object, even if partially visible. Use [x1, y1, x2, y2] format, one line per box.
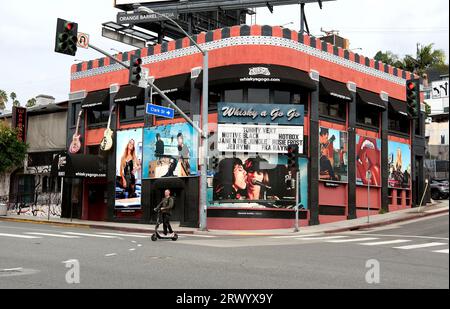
[65, 22, 74, 31]
[407, 81, 416, 91]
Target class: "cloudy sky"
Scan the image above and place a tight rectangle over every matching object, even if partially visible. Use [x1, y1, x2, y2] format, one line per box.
[0, 0, 448, 110]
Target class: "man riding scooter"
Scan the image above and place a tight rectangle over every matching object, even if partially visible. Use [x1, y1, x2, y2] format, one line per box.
[153, 189, 176, 240]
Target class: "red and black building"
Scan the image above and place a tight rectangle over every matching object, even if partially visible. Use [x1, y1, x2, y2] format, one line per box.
[60, 25, 427, 229]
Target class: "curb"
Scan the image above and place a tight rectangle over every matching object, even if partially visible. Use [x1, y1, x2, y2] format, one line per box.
[0, 217, 195, 235]
[1, 208, 447, 237]
[323, 208, 449, 234]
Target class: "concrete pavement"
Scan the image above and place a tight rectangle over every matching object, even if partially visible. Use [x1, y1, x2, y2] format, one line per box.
[0, 200, 448, 236]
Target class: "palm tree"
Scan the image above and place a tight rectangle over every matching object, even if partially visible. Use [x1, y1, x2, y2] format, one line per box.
[10, 92, 20, 107]
[26, 98, 37, 108]
[0, 89, 8, 110]
[403, 43, 446, 76]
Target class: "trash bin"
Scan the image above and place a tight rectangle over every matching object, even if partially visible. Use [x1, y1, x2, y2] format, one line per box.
[0, 203, 7, 216]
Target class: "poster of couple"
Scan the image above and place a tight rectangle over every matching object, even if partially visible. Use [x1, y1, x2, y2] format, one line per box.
[211, 154, 308, 209]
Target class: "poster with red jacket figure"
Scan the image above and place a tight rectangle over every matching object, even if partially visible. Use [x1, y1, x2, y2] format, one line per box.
[356, 135, 381, 186]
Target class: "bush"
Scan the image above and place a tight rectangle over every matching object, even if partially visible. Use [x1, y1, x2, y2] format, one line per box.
[0, 122, 28, 173]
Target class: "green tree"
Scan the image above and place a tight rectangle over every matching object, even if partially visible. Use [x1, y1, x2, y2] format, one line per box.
[10, 92, 20, 107]
[0, 89, 8, 110]
[374, 51, 404, 68]
[403, 43, 446, 76]
[0, 122, 28, 174]
[26, 98, 37, 108]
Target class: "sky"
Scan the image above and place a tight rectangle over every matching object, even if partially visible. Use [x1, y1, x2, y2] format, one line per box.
[0, 0, 448, 111]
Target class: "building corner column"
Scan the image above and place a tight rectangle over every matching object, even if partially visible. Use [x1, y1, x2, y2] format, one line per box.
[309, 70, 320, 226]
[381, 100, 389, 213]
[347, 82, 357, 220]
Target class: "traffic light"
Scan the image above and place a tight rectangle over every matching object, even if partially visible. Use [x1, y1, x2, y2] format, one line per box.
[55, 18, 78, 56]
[129, 55, 142, 86]
[406, 78, 420, 118]
[287, 144, 299, 170]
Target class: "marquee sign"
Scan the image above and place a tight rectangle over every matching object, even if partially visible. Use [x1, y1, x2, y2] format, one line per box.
[218, 103, 304, 125]
[217, 124, 304, 154]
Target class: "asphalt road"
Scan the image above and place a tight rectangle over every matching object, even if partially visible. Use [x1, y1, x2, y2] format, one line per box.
[0, 213, 448, 289]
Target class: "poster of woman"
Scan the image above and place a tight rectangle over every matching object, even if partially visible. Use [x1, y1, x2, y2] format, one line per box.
[115, 129, 143, 209]
[356, 135, 381, 186]
[388, 141, 411, 189]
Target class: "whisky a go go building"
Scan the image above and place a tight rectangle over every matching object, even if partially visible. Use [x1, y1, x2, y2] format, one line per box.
[56, 25, 427, 230]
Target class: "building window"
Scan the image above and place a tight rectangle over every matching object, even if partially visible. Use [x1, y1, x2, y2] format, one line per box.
[441, 135, 446, 145]
[319, 100, 346, 121]
[273, 90, 291, 104]
[248, 88, 270, 104]
[356, 104, 380, 128]
[155, 94, 191, 119]
[224, 89, 243, 103]
[388, 112, 410, 135]
[71, 103, 81, 127]
[120, 102, 145, 122]
[87, 108, 109, 125]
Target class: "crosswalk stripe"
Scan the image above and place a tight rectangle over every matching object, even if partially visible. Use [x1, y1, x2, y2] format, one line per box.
[327, 237, 379, 243]
[0, 233, 42, 239]
[296, 236, 349, 241]
[271, 234, 322, 239]
[183, 234, 217, 238]
[360, 239, 411, 246]
[393, 242, 448, 250]
[98, 233, 149, 238]
[432, 249, 449, 254]
[25, 232, 81, 239]
[62, 232, 118, 239]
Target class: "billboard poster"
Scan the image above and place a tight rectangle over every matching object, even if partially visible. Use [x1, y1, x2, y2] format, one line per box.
[356, 135, 381, 186]
[388, 141, 411, 189]
[209, 154, 308, 209]
[217, 124, 304, 154]
[115, 128, 143, 209]
[319, 127, 348, 183]
[143, 123, 199, 179]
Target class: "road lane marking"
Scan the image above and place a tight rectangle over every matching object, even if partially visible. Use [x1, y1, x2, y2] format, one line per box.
[98, 232, 149, 238]
[355, 233, 449, 241]
[393, 242, 448, 250]
[2, 268, 23, 271]
[360, 239, 411, 246]
[182, 234, 217, 238]
[25, 232, 81, 239]
[105, 253, 117, 257]
[327, 237, 379, 243]
[271, 234, 322, 239]
[296, 236, 349, 241]
[129, 248, 136, 251]
[62, 232, 118, 239]
[137, 244, 143, 247]
[432, 249, 449, 254]
[0, 233, 42, 239]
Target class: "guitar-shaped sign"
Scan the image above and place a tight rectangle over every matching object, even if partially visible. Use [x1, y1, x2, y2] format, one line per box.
[69, 110, 83, 154]
[100, 105, 115, 152]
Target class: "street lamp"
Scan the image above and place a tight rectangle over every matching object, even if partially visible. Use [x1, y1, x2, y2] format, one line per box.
[138, 6, 210, 231]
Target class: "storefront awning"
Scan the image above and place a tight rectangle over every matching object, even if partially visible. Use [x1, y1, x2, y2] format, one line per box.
[114, 85, 144, 104]
[153, 73, 191, 96]
[389, 98, 409, 117]
[357, 89, 387, 110]
[320, 78, 353, 101]
[81, 89, 109, 109]
[194, 64, 316, 90]
[51, 153, 107, 178]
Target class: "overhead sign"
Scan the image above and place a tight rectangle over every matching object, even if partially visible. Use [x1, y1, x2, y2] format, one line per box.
[146, 103, 175, 119]
[432, 80, 449, 99]
[77, 32, 89, 49]
[217, 124, 304, 154]
[218, 103, 304, 125]
[117, 11, 179, 24]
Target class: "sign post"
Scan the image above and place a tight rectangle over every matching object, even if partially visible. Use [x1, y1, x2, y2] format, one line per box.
[366, 170, 372, 223]
[294, 169, 300, 232]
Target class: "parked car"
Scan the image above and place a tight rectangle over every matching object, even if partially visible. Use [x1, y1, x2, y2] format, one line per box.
[430, 178, 449, 200]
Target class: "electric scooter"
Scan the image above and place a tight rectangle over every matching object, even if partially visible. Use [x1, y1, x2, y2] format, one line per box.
[151, 208, 178, 242]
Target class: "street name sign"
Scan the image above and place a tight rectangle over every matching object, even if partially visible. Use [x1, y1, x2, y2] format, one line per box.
[146, 103, 175, 119]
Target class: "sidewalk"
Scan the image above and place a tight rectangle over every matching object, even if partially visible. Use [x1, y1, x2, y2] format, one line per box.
[0, 200, 448, 236]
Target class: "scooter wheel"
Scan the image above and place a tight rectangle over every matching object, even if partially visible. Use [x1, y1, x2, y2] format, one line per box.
[151, 234, 158, 242]
[172, 234, 178, 241]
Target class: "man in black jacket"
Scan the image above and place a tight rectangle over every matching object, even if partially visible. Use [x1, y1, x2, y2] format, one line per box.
[155, 189, 175, 236]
